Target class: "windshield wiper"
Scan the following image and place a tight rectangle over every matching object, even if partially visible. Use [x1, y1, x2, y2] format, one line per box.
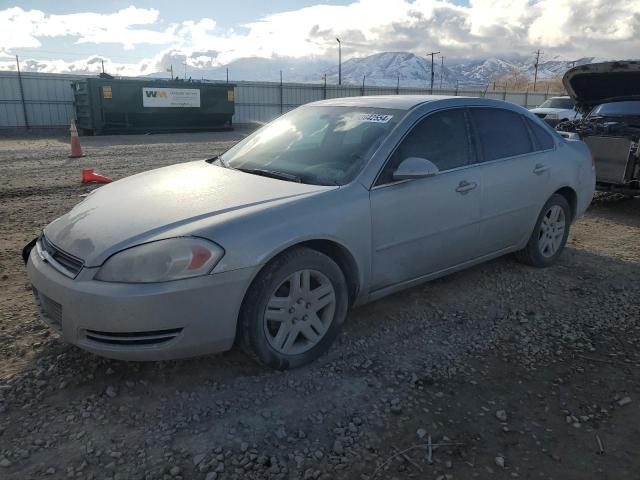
[205, 155, 226, 167]
[235, 167, 303, 183]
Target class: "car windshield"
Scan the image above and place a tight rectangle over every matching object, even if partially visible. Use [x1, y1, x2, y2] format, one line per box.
[588, 101, 640, 117]
[220, 106, 404, 186]
[539, 98, 574, 109]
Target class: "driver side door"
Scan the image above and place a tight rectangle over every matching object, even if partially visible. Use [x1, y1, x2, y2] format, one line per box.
[369, 108, 483, 292]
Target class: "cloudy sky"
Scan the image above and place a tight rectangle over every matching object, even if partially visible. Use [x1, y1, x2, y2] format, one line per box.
[0, 0, 638, 76]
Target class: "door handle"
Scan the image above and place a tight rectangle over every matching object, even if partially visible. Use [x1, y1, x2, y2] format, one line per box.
[455, 180, 477, 194]
[533, 163, 549, 175]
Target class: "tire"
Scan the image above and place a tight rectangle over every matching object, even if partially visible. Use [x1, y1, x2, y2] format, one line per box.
[238, 247, 349, 369]
[515, 194, 571, 267]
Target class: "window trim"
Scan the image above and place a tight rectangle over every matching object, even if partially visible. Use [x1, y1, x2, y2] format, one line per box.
[372, 106, 477, 188]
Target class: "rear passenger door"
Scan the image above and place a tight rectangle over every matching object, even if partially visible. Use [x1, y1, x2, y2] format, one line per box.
[468, 108, 554, 254]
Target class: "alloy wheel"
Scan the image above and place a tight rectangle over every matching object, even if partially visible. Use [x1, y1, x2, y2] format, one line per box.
[538, 205, 566, 258]
[263, 269, 336, 355]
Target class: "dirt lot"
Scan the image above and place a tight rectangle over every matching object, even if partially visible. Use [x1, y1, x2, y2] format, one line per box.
[0, 132, 639, 480]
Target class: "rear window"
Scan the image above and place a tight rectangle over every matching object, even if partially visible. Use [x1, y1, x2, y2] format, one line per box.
[469, 108, 533, 162]
[527, 119, 555, 150]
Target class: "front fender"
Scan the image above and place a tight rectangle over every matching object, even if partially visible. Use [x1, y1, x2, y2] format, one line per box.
[194, 184, 373, 302]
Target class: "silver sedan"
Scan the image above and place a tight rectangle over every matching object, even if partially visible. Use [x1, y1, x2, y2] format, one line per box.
[25, 95, 595, 369]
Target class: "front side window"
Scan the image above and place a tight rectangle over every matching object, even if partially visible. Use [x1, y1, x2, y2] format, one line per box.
[469, 108, 533, 162]
[220, 106, 404, 186]
[377, 108, 472, 185]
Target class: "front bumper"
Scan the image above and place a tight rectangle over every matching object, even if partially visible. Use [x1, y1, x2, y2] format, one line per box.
[26, 245, 256, 361]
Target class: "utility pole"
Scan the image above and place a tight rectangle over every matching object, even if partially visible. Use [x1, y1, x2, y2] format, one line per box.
[279, 70, 283, 114]
[170, 64, 173, 80]
[336, 38, 342, 85]
[15, 55, 29, 129]
[323, 74, 327, 99]
[361, 75, 365, 96]
[226, 67, 228, 83]
[396, 75, 400, 95]
[101, 59, 105, 74]
[533, 49, 543, 91]
[426, 51, 440, 93]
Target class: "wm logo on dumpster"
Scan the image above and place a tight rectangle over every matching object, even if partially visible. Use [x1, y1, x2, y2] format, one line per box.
[145, 90, 168, 98]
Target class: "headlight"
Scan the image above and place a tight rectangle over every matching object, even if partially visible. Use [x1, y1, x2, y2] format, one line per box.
[545, 114, 559, 120]
[95, 237, 224, 283]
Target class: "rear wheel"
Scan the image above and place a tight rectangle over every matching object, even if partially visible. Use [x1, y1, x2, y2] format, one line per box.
[239, 247, 348, 369]
[515, 194, 571, 267]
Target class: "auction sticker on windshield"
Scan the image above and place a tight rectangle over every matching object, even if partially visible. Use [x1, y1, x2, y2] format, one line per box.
[359, 113, 393, 123]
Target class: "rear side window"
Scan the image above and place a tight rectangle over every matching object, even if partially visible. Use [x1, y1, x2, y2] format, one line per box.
[526, 118, 555, 150]
[470, 108, 533, 162]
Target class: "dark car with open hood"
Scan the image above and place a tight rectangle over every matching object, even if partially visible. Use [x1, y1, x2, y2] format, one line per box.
[557, 61, 640, 196]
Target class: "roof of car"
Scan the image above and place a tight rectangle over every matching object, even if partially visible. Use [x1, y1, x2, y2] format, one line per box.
[307, 95, 467, 110]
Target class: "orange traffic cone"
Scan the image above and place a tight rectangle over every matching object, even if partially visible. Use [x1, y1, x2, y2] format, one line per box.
[68, 120, 85, 158]
[81, 168, 112, 184]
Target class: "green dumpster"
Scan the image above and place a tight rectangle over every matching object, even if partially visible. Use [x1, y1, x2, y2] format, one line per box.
[73, 77, 235, 135]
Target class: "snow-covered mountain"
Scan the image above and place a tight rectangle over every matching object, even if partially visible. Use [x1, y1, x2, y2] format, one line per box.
[320, 52, 601, 87]
[149, 52, 604, 87]
[158, 56, 333, 83]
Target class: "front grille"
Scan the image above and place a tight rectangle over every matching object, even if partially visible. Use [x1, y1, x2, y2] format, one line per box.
[33, 289, 62, 330]
[40, 235, 83, 278]
[84, 328, 183, 346]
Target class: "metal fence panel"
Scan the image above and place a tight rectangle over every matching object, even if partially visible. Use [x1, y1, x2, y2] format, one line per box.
[0, 71, 82, 128]
[527, 93, 547, 108]
[0, 70, 563, 129]
[283, 85, 323, 106]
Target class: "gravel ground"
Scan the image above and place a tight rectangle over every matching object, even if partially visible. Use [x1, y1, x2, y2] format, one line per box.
[0, 132, 639, 480]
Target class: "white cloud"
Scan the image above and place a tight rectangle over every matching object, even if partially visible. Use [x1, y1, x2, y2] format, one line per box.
[0, 6, 176, 50]
[1, 0, 639, 75]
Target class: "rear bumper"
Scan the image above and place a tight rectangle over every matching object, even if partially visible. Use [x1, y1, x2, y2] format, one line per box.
[596, 181, 640, 196]
[26, 247, 256, 361]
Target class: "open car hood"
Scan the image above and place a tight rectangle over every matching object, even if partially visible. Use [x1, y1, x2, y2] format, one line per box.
[562, 61, 640, 114]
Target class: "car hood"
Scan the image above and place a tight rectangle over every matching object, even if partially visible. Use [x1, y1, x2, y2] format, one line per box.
[563, 61, 640, 113]
[530, 108, 570, 115]
[44, 160, 332, 266]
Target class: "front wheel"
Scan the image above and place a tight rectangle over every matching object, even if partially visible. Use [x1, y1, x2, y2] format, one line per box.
[515, 194, 571, 267]
[238, 247, 349, 369]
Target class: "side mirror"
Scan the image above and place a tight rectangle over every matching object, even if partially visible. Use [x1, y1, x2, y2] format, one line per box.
[393, 157, 439, 181]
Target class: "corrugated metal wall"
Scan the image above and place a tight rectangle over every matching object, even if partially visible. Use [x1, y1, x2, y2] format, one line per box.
[0, 71, 557, 129]
[231, 81, 554, 124]
[0, 72, 82, 128]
